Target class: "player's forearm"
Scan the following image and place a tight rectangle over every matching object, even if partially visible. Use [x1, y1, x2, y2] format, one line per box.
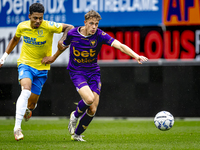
[52, 49, 65, 60]
[5, 36, 20, 54]
[60, 24, 74, 41]
[120, 44, 139, 59]
[0, 36, 20, 65]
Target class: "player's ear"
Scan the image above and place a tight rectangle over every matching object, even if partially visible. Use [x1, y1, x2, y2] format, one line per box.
[84, 20, 86, 25]
[28, 14, 31, 19]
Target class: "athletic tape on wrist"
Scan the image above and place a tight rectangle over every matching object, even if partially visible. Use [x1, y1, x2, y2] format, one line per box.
[1, 52, 8, 60]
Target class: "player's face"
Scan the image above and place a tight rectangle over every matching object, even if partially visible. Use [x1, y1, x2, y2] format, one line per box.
[29, 12, 43, 29]
[84, 17, 99, 35]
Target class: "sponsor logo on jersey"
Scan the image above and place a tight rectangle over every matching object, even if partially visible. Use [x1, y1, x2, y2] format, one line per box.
[23, 36, 46, 46]
[49, 21, 54, 26]
[102, 32, 106, 36]
[73, 46, 96, 63]
[55, 23, 60, 28]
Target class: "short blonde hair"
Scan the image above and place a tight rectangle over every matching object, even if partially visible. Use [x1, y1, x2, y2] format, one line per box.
[84, 10, 102, 21]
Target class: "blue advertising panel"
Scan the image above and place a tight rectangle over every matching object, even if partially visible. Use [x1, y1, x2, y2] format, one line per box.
[0, 0, 162, 27]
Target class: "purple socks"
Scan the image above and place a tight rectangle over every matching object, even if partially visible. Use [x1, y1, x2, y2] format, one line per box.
[74, 100, 90, 118]
[75, 112, 94, 135]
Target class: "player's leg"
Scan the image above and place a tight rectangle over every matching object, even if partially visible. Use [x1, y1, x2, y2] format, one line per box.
[14, 78, 32, 141]
[71, 92, 99, 141]
[24, 93, 39, 121]
[71, 72, 101, 141]
[14, 64, 48, 141]
[75, 86, 95, 116]
[68, 86, 94, 135]
[27, 93, 39, 110]
[24, 69, 48, 122]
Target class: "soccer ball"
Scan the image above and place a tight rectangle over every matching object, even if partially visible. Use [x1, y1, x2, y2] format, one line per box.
[154, 111, 174, 131]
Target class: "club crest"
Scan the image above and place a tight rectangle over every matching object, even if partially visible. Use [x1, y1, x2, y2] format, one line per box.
[37, 29, 43, 36]
[90, 40, 97, 47]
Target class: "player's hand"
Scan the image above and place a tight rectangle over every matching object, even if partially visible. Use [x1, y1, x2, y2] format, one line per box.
[41, 56, 55, 64]
[57, 40, 69, 51]
[136, 56, 148, 64]
[0, 58, 5, 68]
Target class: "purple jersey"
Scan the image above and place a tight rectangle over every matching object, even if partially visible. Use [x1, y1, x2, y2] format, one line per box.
[63, 27, 115, 72]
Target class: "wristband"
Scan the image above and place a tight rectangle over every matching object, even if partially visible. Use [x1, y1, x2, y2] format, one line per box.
[1, 52, 8, 60]
[62, 44, 68, 47]
[0, 52, 8, 64]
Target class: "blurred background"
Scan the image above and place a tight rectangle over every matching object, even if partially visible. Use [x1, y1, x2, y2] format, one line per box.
[0, 0, 200, 117]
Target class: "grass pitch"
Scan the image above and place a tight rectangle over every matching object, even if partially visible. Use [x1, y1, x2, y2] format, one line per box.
[0, 118, 199, 150]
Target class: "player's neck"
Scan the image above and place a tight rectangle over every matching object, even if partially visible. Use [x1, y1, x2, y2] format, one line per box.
[80, 26, 89, 36]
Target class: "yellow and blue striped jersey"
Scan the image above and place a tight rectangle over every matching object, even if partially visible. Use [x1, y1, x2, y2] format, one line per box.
[16, 20, 63, 70]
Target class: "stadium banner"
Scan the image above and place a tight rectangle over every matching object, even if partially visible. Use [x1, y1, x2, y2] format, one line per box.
[0, 28, 70, 65]
[163, 0, 200, 26]
[2, 26, 200, 65]
[98, 26, 199, 61]
[0, 0, 162, 27]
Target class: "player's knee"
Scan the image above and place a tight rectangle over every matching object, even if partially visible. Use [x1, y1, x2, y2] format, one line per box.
[87, 107, 97, 116]
[22, 85, 31, 91]
[85, 95, 95, 105]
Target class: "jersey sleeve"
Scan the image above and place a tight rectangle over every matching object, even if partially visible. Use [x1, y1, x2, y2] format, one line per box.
[47, 21, 63, 33]
[15, 23, 22, 38]
[63, 30, 72, 46]
[99, 30, 115, 46]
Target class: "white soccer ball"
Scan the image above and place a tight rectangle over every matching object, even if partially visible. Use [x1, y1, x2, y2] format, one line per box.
[154, 111, 174, 131]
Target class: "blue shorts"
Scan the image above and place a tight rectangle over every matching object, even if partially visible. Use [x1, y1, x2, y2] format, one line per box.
[18, 64, 48, 95]
[69, 71, 101, 95]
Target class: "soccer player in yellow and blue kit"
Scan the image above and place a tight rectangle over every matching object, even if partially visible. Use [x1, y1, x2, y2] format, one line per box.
[0, 3, 74, 141]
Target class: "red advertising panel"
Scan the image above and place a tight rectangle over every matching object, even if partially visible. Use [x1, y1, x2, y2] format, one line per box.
[99, 26, 198, 61]
[163, 0, 200, 25]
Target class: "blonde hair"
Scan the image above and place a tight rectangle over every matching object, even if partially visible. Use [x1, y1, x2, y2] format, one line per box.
[84, 10, 102, 21]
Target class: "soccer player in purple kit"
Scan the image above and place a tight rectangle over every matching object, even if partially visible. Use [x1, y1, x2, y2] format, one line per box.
[42, 10, 148, 141]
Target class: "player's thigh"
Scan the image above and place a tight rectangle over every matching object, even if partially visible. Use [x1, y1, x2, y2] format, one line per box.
[78, 86, 95, 104]
[88, 71, 101, 95]
[18, 64, 33, 90]
[20, 78, 32, 90]
[31, 70, 48, 95]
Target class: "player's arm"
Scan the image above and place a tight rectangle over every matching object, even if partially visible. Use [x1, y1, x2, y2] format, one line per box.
[0, 35, 20, 67]
[42, 35, 71, 65]
[42, 48, 64, 64]
[112, 39, 148, 64]
[57, 24, 74, 51]
[42, 25, 73, 65]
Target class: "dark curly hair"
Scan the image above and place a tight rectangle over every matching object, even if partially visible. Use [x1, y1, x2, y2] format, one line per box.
[29, 3, 44, 14]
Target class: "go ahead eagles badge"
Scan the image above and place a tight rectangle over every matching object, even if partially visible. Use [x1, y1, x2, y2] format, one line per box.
[90, 40, 97, 47]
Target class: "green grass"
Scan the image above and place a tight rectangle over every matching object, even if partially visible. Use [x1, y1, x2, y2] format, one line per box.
[0, 119, 200, 150]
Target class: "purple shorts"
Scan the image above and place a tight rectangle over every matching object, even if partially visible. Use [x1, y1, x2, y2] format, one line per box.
[69, 71, 101, 95]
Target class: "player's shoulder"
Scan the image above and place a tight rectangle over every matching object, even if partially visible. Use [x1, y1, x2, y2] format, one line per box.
[96, 28, 107, 36]
[42, 20, 62, 28]
[71, 27, 79, 32]
[68, 27, 79, 35]
[17, 20, 30, 27]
